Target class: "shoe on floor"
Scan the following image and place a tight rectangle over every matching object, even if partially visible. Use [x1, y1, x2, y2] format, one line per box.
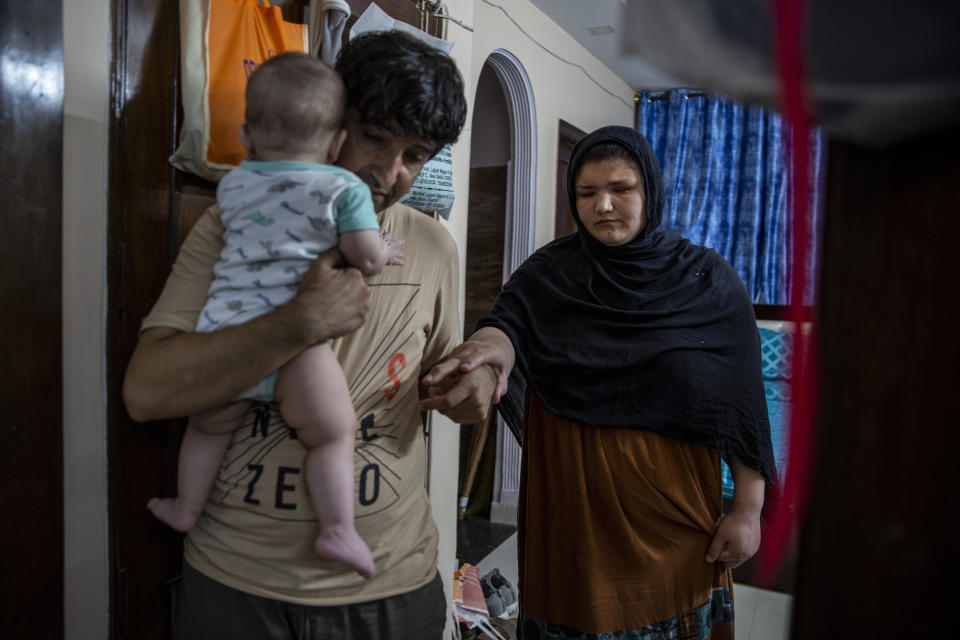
[482, 568, 518, 618]
[480, 574, 505, 618]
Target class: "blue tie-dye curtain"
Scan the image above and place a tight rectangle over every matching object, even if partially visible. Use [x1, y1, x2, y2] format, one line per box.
[637, 89, 824, 304]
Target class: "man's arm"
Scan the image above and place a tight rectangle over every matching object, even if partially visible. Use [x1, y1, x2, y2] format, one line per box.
[123, 213, 371, 421]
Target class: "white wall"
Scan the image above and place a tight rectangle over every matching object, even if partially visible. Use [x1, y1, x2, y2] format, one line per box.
[425, 3, 475, 636]
[62, 0, 110, 637]
[470, 0, 635, 250]
[469, 63, 511, 168]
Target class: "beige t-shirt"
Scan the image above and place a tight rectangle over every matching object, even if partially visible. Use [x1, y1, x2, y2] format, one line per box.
[140, 202, 460, 605]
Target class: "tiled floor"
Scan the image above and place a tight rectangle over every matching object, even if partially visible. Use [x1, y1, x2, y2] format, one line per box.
[457, 514, 517, 566]
[473, 533, 793, 640]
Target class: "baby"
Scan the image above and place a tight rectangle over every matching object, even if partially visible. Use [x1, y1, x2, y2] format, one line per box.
[147, 52, 402, 579]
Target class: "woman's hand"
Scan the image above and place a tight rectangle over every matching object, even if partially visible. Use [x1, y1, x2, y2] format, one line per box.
[417, 327, 515, 423]
[706, 460, 765, 570]
[417, 364, 498, 424]
[420, 327, 516, 403]
[705, 507, 762, 570]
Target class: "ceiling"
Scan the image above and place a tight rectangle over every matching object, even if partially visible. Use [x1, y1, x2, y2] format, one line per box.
[527, 0, 680, 90]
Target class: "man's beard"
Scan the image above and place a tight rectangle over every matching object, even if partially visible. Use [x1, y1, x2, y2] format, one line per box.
[355, 169, 396, 212]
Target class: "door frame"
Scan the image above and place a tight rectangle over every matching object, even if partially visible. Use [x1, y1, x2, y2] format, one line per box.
[481, 49, 537, 525]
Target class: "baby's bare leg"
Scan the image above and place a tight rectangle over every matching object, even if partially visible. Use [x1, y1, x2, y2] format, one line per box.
[148, 402, 251, 532]
[275, 344, 374, 578]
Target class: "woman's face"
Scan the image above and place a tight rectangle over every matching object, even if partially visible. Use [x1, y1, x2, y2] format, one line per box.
[574, 158, 645, 246]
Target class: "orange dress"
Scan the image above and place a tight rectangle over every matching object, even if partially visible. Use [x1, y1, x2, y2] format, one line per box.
[517, 393, 735, 640]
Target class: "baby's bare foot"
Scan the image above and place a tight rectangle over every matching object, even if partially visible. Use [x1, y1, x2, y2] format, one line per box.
[147, 497, 201, 533]
[315, 526, 375, 579]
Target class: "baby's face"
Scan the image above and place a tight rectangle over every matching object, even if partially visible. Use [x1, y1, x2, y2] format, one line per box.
[337, 117, 437, 212]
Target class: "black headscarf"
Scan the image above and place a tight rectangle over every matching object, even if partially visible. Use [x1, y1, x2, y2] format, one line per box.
[477, 126, 775, 482]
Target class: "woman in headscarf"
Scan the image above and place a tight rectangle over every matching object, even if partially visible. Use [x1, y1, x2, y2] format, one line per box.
[422, 126, 774, 639]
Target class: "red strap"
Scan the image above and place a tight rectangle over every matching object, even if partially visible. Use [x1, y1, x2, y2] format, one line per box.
[755, 0, 819, 586]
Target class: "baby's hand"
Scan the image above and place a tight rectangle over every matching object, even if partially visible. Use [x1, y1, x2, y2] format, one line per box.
[382, 232, 405, 266]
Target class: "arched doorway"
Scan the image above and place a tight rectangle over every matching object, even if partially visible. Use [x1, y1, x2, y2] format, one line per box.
[460, 50, 536, 529]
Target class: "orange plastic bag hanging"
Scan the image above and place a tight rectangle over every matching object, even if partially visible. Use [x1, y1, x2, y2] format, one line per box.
[170, 0, 308, 181]
[206, 0, 306, 166]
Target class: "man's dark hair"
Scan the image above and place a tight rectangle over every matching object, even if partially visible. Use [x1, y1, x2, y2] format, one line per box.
[335, 30, 467, 151]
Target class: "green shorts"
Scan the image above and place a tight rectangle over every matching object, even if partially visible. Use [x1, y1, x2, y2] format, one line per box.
[234, 371, 278, 402]
[233, 339, 333, 402]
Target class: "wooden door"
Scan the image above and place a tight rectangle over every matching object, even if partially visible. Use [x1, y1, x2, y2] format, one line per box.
[0, 2, 65, 638]
[790, 131, 960, 636]
[554, 119, 585, 238]
[107, 2, 443, 637]
[107, 2, 212, 637]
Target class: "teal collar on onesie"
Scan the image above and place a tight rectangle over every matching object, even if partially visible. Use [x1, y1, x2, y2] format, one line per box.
[240, 160, 328, 171]
[239, 160, 357, 182]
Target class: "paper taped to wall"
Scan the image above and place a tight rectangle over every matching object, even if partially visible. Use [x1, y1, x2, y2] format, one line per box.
[400, 145, 455, 219]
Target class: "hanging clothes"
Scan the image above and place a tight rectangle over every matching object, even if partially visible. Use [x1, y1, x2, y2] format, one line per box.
[308, 0, 350, 65]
